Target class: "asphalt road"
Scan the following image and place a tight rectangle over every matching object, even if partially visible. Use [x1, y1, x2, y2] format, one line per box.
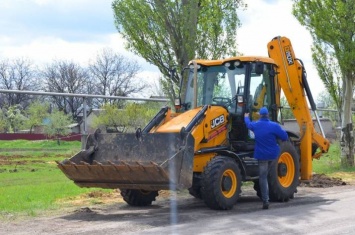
[2, 184, 355, 235]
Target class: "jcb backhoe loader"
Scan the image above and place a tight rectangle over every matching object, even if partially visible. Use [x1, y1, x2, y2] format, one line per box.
[58, 36, 330, 210]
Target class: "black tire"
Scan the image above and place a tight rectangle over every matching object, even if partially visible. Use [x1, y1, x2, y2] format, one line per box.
[188, 186, 202, 199]
[201, 156, 242, 210]
[268, 141, 300, 202]
[188, 173, 202, 199]
[120, 189, 159, 206]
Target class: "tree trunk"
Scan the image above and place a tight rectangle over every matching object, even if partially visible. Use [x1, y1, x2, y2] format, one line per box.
[340, 78, 354, 166]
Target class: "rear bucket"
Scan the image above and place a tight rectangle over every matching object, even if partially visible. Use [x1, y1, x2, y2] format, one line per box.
[57, 131, 194, 191]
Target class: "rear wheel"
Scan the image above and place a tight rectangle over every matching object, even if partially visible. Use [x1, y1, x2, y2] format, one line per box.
[253, 141, 300, 202]
[120, 189, 158, 206]
[201, 156, 242, 210]
[269, 141, 300, 202]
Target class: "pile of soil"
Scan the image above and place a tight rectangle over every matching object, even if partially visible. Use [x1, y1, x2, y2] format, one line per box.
[300, 173, 347, 188]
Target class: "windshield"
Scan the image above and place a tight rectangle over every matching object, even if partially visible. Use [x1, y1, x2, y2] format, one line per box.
[184, 65, 246, 113]
[183, 62, 274, 119]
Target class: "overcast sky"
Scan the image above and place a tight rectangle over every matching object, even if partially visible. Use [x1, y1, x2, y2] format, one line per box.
[0, 0, 324, 99]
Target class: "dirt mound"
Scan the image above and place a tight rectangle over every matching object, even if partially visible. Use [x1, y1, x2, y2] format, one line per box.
[74, 207, 95, 213]
[300, 173, 347, 188]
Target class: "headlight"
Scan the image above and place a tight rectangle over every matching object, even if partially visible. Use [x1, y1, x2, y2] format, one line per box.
[174, 98, 181, 106]
[189, 64, 201, 70]
[234, 60, 241, 67]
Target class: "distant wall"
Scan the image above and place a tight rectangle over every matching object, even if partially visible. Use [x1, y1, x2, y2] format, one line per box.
[0, 133, 81, 141]
[282, 118, 337, 140]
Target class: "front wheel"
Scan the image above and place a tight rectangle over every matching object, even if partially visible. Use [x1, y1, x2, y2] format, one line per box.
[120, 189, 159, 206]
[201, 156, 242, 210]
[268, 141, 300, 202]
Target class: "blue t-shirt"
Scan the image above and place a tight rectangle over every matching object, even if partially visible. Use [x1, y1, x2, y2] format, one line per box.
[244, 116, 288, 160]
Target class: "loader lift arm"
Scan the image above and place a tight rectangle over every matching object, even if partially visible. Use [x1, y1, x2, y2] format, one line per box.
[267, 36, 330, 180]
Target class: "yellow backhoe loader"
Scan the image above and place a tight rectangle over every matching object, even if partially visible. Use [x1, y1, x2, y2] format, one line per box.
[58, 36, 329, 210]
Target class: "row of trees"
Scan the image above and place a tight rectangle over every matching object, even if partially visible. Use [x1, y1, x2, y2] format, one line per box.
[0, 99, 163, 137]
[0, 48, 146, 122]
[92, 102, 162, 133]
[0, 101, 72, 141]
[1, 0, 248, 136]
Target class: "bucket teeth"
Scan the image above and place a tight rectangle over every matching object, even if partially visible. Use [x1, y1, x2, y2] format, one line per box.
[136, 161, 146, 171]
[150, 161, 163, 173]
[93, 160, 101, 165]
[108, 161, 121, 172]
[120, 161, 132, 171]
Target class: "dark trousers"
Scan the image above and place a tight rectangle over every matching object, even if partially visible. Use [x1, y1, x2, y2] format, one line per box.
[258, 159, 276, 203]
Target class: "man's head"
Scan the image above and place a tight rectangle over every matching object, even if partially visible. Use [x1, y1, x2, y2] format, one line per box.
[259, 107, 269, 117]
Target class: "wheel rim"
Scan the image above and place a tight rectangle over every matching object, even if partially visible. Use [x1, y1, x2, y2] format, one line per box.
[221, 169, 237, 198]
[278, 152, 295, 187]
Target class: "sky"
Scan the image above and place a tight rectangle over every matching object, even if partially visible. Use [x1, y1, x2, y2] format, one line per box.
[0, 0, 325, 99]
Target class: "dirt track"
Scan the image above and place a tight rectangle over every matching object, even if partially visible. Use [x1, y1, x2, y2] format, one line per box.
[1, 176, 352, 235]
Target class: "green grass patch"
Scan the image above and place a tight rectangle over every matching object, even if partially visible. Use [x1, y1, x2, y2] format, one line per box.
[0, 140, 81, 157]
[313, 143, 355, 174]
[313, 144, 342, 174]
[312, 142, 355, 182]
[0, 140, 111, 220]
[0, 139, 81, 150]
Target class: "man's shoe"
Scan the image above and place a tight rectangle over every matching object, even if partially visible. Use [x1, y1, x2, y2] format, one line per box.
[262, 202, 269, 210]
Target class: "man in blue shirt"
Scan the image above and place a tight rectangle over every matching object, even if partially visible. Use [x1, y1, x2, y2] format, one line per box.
[244, 107, 288, 209]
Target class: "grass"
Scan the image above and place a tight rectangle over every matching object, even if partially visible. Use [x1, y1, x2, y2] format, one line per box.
[0, 139, 80, 149]
[0, 139, 81, 156]
[312, 142, 355, 182]
[313, 144, 342, 174]
[0, 140, 354, 220]
[0, 140, 112, 220]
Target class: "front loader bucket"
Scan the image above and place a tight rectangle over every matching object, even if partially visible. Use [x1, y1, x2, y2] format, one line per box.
[57, 130, 194, 191]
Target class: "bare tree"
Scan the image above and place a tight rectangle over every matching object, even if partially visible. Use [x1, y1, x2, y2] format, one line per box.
[0, 58, 39, 109]
[88, 48, 145, 107]
[41, 60, 90, 121]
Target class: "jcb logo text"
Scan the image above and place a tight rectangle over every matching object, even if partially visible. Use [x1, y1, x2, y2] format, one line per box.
[284, 46, 294, 65]
[211, 115, 225, 129]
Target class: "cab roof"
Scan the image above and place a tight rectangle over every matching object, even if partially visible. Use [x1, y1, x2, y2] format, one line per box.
[190, 56, 276, 66]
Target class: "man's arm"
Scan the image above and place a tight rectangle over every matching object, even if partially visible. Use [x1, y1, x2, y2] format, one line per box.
[276, 125, 288, 141]
[244, 113, 253, 129]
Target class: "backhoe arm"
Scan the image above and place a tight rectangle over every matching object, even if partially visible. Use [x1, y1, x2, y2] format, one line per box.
[267, 36, 330, 180]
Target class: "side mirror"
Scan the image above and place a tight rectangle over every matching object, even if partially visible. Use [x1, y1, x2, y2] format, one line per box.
[237, 95, 244, 103]
[174, 98, 182, 111]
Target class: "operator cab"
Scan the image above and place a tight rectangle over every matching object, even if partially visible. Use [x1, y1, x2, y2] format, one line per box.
[182, 57, 278, 151]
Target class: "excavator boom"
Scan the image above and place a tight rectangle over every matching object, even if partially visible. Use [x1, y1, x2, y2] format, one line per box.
[267, 36, 330, 179]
